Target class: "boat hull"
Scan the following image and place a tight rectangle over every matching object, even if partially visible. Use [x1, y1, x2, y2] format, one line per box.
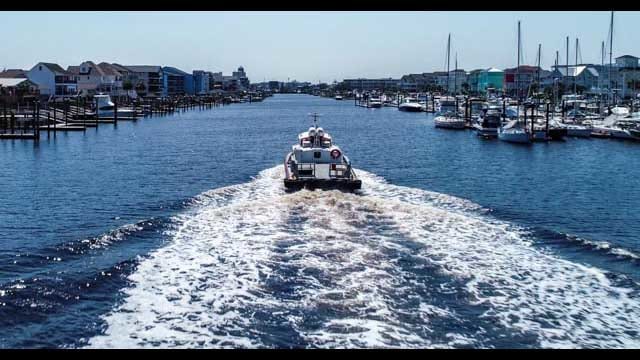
[498, 129, 531, 144]
[284, 178, 362, 191]
[435, 119, 466, 129]
[399, 105, 423, 112]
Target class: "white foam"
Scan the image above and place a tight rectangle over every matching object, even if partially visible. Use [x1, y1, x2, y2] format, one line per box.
[87, 166, 640, 348]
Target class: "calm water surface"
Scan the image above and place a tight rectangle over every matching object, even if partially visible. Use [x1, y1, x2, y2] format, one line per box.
[1, 94, 639, 348]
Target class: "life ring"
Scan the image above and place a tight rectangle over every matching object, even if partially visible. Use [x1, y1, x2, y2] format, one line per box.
[330, 149, 341, 159]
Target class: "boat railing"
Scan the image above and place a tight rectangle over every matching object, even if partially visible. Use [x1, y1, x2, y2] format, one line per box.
[295, 161, 352, 179]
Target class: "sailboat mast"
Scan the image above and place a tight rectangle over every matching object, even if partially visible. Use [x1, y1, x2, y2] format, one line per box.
[609, 11, 614, 105]
[516, 21, 520, 101]
[575, 38, 578, 95]
[454, 53, 458, 95]
[446, 33, 451, 95]
[566, 36, 569, 95]
[537, 44, 541, 92]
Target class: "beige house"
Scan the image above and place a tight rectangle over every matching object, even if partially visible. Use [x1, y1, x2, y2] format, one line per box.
[68, 61, 124, 96]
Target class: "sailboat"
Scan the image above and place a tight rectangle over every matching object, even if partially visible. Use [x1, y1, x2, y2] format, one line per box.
[499, 20, 532, 144]
[434, 34, 465, 129]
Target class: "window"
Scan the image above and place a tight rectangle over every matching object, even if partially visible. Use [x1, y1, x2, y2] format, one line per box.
[314, 152, 321, 159]
[39, 66, 42, 71]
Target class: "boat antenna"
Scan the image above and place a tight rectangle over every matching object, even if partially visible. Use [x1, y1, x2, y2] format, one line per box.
[308, 112, 320, 128]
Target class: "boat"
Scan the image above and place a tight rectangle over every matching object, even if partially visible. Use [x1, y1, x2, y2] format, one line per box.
[284, 114, 362, 191]
[94, 94, 137, 119]
[475, 107, 502, 137]
[335, 95, 343, 100]
[498, 120, 531, 144]
[434, 111, 465, 129]
[398, 97, 423, 112]
[367, 97, 383, 108]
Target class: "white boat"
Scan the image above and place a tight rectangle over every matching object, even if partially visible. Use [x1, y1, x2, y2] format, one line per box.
[564, 124, 593, 137]
[367, 97, 383, 108]
[335, 95, 343, 100]
[94, 94, 137, 119]
[398, 97, 423, 112]
[434, 113, 465, 129]
[284, 114, 361, 191]
[498, 120, 531, 144]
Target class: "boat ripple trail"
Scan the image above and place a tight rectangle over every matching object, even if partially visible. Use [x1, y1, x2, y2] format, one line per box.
[86, 166, 640, 348]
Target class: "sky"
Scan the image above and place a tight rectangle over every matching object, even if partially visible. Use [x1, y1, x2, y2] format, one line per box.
[1, 11, 638, 83]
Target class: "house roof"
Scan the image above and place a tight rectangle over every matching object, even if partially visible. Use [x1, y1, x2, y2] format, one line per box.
[554, 65, 598, 77]
[67, 66, 81, 75]
[40, 62, 70, 74]
[0, 78, 34, 87]
[616, 55, 638, 60]
[97, 63, 122, 76]
[0, 69, 27, 78]
[110, 63, 131, 73]
[162, 66, 189, 76]
[125, 65, 162, 73]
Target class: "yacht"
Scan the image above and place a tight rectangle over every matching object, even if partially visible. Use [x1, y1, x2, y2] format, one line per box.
[284, 114, 362, 191]
[475, 107, 502, 137]
[398, 97, 423, 112]
[335, 95, 343, 100]
[94, 94, 137, 119]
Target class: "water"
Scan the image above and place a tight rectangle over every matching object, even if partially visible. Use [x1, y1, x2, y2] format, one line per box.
[1, 94, 639, 348]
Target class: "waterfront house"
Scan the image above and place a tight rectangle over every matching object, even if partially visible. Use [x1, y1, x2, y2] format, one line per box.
[122, 65, 163, 97]
[549, 65, 600, 94]
[504, 65, 550, 97]
[67, 61, 124, 97]
[399, 73, 438, 92]
[27, 62, 77, 97]
[0, 78, 39, 103]
[615, 55, 640, 99]
[0, 69, 27, 78]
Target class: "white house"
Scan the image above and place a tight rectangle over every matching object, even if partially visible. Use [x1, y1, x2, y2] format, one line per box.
[27, 62, 77, 97]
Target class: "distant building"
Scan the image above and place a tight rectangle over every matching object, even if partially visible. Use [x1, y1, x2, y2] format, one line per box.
[123, 65, 163, 97]
[615, 55, 639, 69]
[0, 69, 27, 79]
[399, 73, 438, 92]
[549, 65, 600, 93]
[27, 62, 77, 97]
[67, 61, 124, 96]
[232, 66, 250, 89]
[447, 69, 467, 94]
[504, 65, 550, 96]
[466, 68, 505, 95]
[341, 78, 399, 91]
[162, 66, 191, 96]
[192, 70, 210, 95]
[0, 78, 39, 100]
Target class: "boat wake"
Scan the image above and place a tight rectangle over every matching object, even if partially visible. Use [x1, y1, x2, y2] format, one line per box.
[86, 166, 640, 348]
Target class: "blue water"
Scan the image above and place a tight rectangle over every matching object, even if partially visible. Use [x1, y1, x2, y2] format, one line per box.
[1, 94, 639, 348]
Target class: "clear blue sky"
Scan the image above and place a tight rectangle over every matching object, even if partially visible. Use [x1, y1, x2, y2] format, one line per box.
[1, 11, 638, 83]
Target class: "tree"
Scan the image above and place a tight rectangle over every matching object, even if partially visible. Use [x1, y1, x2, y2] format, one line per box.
[123, 80, 133, 91]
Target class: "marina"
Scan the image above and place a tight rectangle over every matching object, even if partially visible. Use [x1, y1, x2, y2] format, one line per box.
[1, 93, 640, 348]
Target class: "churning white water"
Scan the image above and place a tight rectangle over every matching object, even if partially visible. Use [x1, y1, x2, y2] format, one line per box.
[87, 166, 640, 348]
